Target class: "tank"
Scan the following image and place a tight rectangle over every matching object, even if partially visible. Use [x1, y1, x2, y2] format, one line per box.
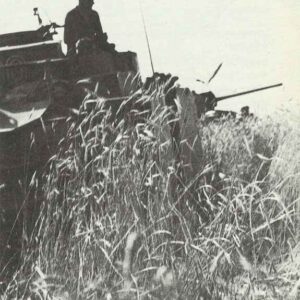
[0, 10, 143, 281]
[143, 72, 282, 119]
[0, 10, 141, 170]
[193, 83, 283, 119]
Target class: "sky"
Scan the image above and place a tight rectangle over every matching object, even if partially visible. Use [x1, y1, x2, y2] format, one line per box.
[0, 0, 299, 116]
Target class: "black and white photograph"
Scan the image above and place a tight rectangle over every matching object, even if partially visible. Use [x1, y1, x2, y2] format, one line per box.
[0, 0, 299, 298]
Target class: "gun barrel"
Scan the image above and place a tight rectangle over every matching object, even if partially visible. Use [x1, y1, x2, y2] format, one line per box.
[216, 83, 283, 101]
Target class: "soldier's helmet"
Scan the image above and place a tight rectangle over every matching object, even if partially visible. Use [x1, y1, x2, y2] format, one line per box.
[241, 106, 249, 116]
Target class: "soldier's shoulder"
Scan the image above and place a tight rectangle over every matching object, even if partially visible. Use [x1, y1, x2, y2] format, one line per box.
[65, 7, 80, 18]
[91, 9, 100, 18]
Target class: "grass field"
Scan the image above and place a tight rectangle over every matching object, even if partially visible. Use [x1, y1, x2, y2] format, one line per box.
[2, 83, 300, 299]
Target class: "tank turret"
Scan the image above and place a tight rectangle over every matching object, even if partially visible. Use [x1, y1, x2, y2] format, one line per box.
[194, 83, 283, 118]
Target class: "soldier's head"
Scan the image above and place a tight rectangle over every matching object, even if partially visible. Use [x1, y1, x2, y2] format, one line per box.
[79, 0, 94, 10]
[241, 106, 249, 117]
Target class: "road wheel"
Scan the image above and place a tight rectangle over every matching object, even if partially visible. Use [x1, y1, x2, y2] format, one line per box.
[5, 55, 27, 86]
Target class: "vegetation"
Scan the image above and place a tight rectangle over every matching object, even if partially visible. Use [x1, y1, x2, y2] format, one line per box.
[1, 83, 300, 299]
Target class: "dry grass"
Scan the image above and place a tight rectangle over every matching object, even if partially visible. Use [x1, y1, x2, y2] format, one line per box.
[1, 82, 300, 299]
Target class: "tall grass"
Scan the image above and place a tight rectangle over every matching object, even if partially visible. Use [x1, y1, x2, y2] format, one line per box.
[2, 83, 300, 299]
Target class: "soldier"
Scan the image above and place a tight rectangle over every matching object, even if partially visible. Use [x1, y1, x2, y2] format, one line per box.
[64, 0, 114, 55]
[240, 106, 249, 117]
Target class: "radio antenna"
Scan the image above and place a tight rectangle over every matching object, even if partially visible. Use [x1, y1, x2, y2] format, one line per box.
[138, 0, 155, 75]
